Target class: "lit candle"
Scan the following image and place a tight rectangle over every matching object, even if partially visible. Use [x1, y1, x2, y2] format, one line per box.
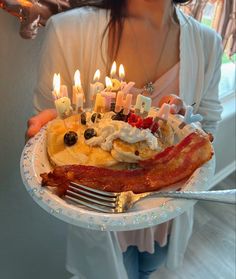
[115, 82, 134, 115]
[90, 69, 105, 101]
[155, 103, 170, 122]
[72, 70, 85, 112]
[94, 93, 106, 113]
[110, 61, 121, 91]
[101, 77, 116, 111]
[179, 105, 203, 129]
[110, 61, 117, 79]
[134, 94, 152, 118]
[119, 64, 127, 89]
[52, 73, 60, 100]
[119, 64, 125, 81]
[60, 85, 68, 97]
[52, 73, 72, 119]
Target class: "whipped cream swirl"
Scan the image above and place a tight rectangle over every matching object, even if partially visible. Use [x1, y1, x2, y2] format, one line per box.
[85, 118, 160, 151]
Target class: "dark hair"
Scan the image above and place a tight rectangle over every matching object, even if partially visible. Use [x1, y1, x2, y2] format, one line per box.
[73, 0, 192, 64]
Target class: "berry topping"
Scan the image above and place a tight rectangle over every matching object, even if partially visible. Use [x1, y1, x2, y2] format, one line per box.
[64, 131, 78, 146]
[112, 112, 124, 121]
[127, 113, 159, 133]
[128, 113, 143, 128]
[142, 117, 154, 129]
[112, 109, 130, 122]
[84, 128, 97, 140]
[91, 113, 101, 123]
[112, 114, 122, 121]
[81, 112, 87, 125]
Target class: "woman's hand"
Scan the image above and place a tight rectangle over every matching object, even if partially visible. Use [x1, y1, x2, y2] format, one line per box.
[158, 94, 186, 115]
[26, 109, 57, 140]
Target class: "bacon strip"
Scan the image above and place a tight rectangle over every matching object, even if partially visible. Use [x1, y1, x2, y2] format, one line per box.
[41, 131, 214, 195]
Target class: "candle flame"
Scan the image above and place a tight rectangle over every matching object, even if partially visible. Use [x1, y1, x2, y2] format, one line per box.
[74, 70, 81, 87]
[119, 64, 125, 80]
[105, 76, 113, 89]
[93, 69, 100, 82]
[53, 73, 60, 98]
[110, 61, 117, 77]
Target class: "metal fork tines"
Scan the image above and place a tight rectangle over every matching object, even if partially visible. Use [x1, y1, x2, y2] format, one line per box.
[65, 182, 120, 213]
[65, 181, 236, 213]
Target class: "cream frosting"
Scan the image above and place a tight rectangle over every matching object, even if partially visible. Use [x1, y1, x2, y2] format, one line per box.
[85, 117, 160, 152]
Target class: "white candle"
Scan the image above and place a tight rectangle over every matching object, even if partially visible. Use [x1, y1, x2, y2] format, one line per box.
[134, 94, 152, 117]
[155, 103, 170, 122]
[55, 97, 72, 118]
[72, 70, 85, 112]
[52, 73, 72, 118]
[90, 69, 105, 101]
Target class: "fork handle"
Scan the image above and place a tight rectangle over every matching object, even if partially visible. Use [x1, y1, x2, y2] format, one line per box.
[148, 189, 236, 204]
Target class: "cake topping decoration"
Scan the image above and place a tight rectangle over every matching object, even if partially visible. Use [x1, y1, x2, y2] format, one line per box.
[84, 128, 97, 140]
[64, 131, 78, 146]
[51, 64, 203, 130]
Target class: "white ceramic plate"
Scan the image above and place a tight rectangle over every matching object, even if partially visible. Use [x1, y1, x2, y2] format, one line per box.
[20, 114, 215, 231]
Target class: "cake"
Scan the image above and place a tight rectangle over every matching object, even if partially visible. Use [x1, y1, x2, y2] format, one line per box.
[41, 107, 214, 195]
[46, 109, 175, 169]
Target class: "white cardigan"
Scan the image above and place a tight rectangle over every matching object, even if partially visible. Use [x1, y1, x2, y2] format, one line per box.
[34, 7, 223, 278]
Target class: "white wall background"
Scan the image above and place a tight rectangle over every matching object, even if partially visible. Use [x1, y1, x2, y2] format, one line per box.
[0, 10, 70, 279]
[0, 8, 235, 279]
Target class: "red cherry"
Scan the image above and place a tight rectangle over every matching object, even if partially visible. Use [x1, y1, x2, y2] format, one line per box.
[128, 113, 143, 128]
[142, 117, 153, 129]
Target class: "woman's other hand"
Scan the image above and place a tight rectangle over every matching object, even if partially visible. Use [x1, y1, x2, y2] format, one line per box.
[158, 94, 186, 115]
[26, 109, 57, 140]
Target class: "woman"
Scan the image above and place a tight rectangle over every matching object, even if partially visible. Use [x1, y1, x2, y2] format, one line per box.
[27, 1, 223, 278]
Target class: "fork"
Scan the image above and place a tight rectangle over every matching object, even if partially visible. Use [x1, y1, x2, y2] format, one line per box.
[65, 181, 236, 213]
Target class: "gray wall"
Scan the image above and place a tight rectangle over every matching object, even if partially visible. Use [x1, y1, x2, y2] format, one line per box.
[0, 10, 70, 279]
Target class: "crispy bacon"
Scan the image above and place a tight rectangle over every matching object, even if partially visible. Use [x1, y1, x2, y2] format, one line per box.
[41, 131, 214, 195]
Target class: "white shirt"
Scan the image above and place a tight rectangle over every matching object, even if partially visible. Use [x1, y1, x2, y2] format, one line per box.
[34, 7, 223, 278]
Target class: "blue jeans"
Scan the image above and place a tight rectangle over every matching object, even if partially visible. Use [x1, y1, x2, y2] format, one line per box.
[123, 242, 168, 279]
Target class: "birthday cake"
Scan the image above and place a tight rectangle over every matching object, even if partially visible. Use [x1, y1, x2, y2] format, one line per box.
[41, 107, 213, 195]
[40, 64, 214, 195]
[46, 109, 175, 169]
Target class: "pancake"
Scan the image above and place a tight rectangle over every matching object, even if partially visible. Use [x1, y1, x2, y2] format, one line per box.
[46, 111, 175, 168]
[47, 115, 118, 167]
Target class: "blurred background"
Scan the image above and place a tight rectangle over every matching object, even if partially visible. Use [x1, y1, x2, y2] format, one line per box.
[0, 1, 235, 278]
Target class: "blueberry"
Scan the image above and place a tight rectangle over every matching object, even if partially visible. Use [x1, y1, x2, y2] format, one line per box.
[112, 113, 124, 121]
[81, 112, 87, 125]
[64, 131, 78, 146]
[111, 110, 128, 121]
[84, 128, 97, 140]
[91, 113, 101, 123]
